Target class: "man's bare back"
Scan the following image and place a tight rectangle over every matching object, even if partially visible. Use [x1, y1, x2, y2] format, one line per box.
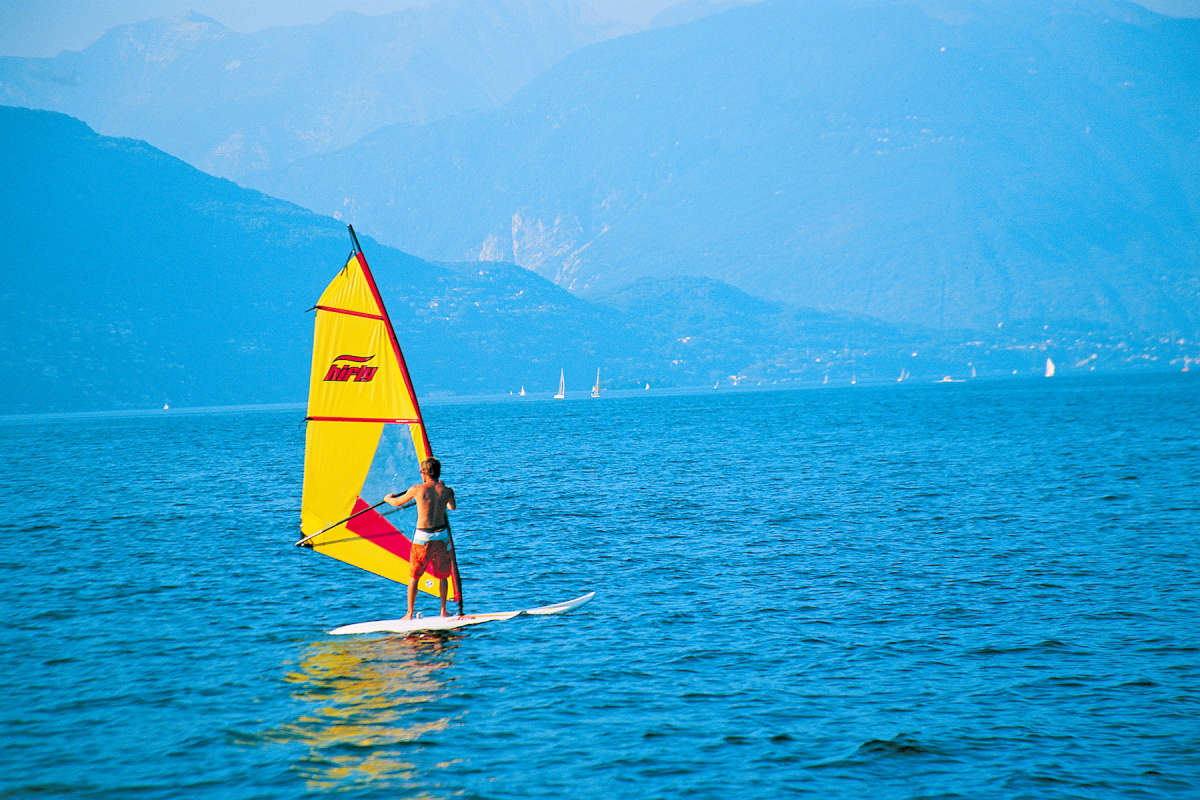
[385, 478, 455, 529]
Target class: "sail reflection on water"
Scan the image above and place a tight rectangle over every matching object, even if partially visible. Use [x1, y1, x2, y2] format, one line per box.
[280, 636, 461, 793]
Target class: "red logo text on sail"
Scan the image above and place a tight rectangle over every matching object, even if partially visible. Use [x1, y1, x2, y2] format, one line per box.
[324, 354, 378, 383]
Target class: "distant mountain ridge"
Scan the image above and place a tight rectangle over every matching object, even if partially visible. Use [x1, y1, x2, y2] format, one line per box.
[252, 0, 1200, 336]
[0, 1, 628, 179]
[8, 106, 1003, 414]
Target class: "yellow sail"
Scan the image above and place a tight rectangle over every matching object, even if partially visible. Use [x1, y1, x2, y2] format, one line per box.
[299, 229, 455, 600]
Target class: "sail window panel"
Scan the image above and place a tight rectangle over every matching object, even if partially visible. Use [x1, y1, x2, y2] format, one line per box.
[361, 422, 422, 521]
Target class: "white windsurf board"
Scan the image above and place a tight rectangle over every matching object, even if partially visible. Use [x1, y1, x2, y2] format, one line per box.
[329, 591, 595, 635]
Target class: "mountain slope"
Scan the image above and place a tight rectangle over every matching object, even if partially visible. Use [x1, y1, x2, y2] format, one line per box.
[0, 107, 647, 412]
[253, 0, 1200, 335]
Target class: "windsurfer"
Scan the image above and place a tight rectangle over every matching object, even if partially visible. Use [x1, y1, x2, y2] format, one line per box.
[384, 457, 457, 618]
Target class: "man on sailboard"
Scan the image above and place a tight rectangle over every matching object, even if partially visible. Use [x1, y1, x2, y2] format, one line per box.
[384, 457, 457, 618]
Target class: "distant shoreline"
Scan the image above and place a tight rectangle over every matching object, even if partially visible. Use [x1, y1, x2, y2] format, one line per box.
[3, 367, 1194, 423]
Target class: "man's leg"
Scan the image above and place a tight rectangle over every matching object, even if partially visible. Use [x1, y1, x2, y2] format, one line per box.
[438, 578, 448, 616]
[405, 556, 424, 620]
[405, 576, 419, 620]
[405, 545, 427, 620]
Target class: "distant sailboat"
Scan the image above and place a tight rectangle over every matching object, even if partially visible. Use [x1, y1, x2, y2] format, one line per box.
[1044, 357, 1056, 378]
[554, 369, 565, 399]
[897, 368, 909, 383]
[1183, 358, 1190, 373]
[644, 382, 650, 390]
[519, 385, 526, 396]
[970, 363, 977, 379]
[591, 368, 601, 398]
[162, 402, 170, 410]
[713, 380, 719, 389]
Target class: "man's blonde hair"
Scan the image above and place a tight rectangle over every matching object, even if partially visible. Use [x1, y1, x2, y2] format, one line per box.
[421, 457, 441, 481]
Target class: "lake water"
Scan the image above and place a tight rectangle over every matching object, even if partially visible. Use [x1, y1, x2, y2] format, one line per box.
[1, 374, 1197, 799]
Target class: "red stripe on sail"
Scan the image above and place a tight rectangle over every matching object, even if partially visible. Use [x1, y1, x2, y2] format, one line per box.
[306, 416, 421, 423]
[344, 498, 454, 581]
[315, 305, 386, 321]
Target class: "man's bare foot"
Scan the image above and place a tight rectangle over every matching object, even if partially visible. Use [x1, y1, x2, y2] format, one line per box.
[439, 608, 449, 617]
[401, 612, 413, 621]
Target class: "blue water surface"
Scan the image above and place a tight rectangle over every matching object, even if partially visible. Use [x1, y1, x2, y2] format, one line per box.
[1, 374, 1197, 799]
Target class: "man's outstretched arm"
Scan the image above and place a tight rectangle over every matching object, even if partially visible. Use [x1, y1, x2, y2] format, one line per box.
[384, 488, 416, 507]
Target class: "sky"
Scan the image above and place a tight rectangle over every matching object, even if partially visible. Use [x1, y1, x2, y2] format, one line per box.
[0, 0, 686, 57]
[3, 0, 1198, 58]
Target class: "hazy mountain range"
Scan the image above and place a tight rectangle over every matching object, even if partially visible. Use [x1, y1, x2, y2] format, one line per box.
[4, 0, 1197, 339]
[5, 106, 991, 414]
[0, 0, 628, 179]
[252, 0, 1200, 334]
